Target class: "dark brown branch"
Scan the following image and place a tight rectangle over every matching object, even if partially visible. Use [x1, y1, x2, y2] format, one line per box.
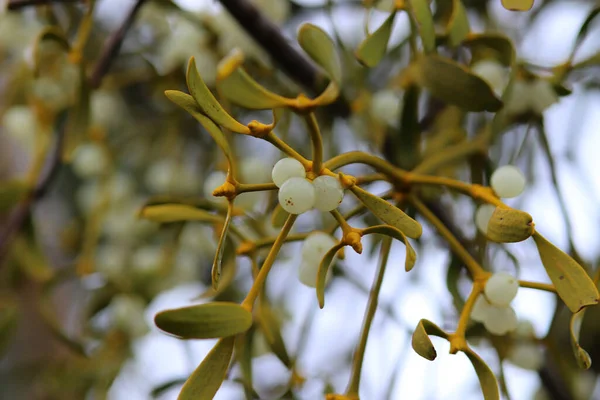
[0, 113, 67, 266]
[218, 0, 350, 116]
[88, 0, 148, 89]
[6, 0, 80, 9]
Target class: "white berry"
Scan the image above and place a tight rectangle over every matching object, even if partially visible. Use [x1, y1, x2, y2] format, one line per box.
[471, 294, 491, 323]
[507, 343, 543, 370]
[483, 304, 518, 335]
[312, 175, 344, 212]
[485, 272, 519, 307]
[271, 158, 306, 188]
[370, 89, 401, 127]
[71, 143, 108, 178]
[278, 177, 315, 214]
[490, 165, 526, 198]
[471, 59, 508, 96]
[132, 245, 162, 275]
[110, 294, 149, 338]
[514, 320, 535, 338]
[301, 232, 338, 265]
[530, 79, 558, 114]
[475, 204, 496, 234]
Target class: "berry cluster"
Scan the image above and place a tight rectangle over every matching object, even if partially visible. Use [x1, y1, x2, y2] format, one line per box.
[298, 232, 338, 287]
[272, 158, 345, 214]
[471, 272, 520, 335]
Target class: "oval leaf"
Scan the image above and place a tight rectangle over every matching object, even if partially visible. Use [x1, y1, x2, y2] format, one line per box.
[447, 0, 470, 47]
[416, 55, 503, 112]
[317, 243, 346, 308]
[462, 33, 516, 66]
[212, 202, 234, 289]
[361, 225, 417, 271]
[570, 309, 592, 369]
[0, 180, 29, 213]
[409, 0, 436, 53]
[139, 204, 220, 224]
[196, 253, 237, 300]
[532, 232, 599, 313]
[411, 319, 448, 361]
[355, 11, 396, 67]
[178, 336, 235, 400]
[501, 0, 534, 11]
[462, 347, 500, 400]
[154, 302, 252, 339]
[217, 50, 293, 110]
[258, 299, 292, 367]
[350, 186, 422, 239]
[297, 23, 342, 85]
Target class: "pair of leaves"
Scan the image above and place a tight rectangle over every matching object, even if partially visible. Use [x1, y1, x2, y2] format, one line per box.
[154, 302, 252, 340]
[532, 232, 599, 313]
[412, 319, 499, 400]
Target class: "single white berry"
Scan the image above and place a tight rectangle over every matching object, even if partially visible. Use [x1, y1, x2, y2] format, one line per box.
[514, 320, 535, 338]
[301, 232, 338, 265]
[110, 294, 149, 338]
[370, 89, 401, 127]
[312, 175, 344, 212]
[278, 177, 315, 214]
[485, 272, 519, 307]
[529, 79, 558, 114]
[145, 159, 177, 193]
[475, 204, 496, 234]
[504, 80, 532, 115]
[131, 245, 162, 275]
[2, 106, 37, 149]
[471, 294, 492, 323]
[471, 59, 508, 96]
[490, 165, 526, 198]
[507, 342, 544, 370]
[95, 244, 127, 279]
[483, 304, 518, 335]
[203, 170, 228, 203]
[71, 143, 108, 178]
[271, 158, 306, 188]
[298, 259, 334, 288]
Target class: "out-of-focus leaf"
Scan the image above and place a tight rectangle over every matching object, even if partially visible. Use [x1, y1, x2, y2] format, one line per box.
[411, 319, 448, 361]
[462, 33, 515, 66]
[196, 250, 237, 299]
[297, 23, 341, 85]
[409, 0, 436, 53]
[0, 181, 29, 213]
[446, 255, 465, 311]
[570, 308, 592, 369]
[11, 236, 54, 282]
[154, 302, 252, 339]
[185, 57, 249, 134]
[361, 225, 417, 271]
[571, 6, 600, 59]
[271, 204, 289, 228]
[212, 202, 234, 289]
[446, 0, 470, 47]
[235, 328, 257, 400]
[415, 55, 503, 112]
[217, 49, 293, 110]
[462, 347, 500, 400]
[317, 243, 346, 308]
[0, 295, 18, 357]
[139, 204, 220, 224]
[64, 62, 90, 160]
[150, 378, 187, 398]
[179, 336, 235, 400]
[258, 299, 292, 367]
[350, 186, 422, 239]
[164, 90, 236, 169]
[31, 26, 70, 76]
[501, 0, 534, 11]
[355, 11, 396, 67]
[393, 85, 420, 169]
[532, 232, 599, 313]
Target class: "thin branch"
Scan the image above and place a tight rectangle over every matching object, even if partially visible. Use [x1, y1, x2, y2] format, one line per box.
[88, 0, 148, 89]
[0, 113, 68, 266]
[6, 0, 80, 9]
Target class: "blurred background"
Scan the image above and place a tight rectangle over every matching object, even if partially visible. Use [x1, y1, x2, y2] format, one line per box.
[1, 0, 600, 399]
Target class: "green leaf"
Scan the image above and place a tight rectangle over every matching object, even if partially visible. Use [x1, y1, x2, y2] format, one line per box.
[0, 295, 18, 357]
[532, 232, 599, 313]
[211, 202, 234, 289]
[154, 302, 252, 339]
[271, 204, 289, 228]
[64, 62, 90, 159]
[355, 11, 396, 67]
[178, 336, 235, 400]
[446, 0, 470, 47]
[361, 225, 417, 271]
[409, 0, 436, 53]
[196, 252, 237, 299]
[11, 235, 54, 282]
[462, 33, 516, 66]
[316, 243, 346, 308]
[462, 347, 500, 400]
[297, 23, 342, 85]
[350, 186, 422, 239]
[570, 309, 592, 369]
[185, 57, 249, 134]
[31, 26, 70, 77]
[501, 0, 534, 11]
[0, 180, 28, 213]
[139, 204, 220, 224]
[411, 319, 448, 361]
[416, 55, 503, 112]
[258, 299, 292, 367]
[235, 328, 257, 399]
[164, 90, 236, 169]
[216, 50, 293, 110]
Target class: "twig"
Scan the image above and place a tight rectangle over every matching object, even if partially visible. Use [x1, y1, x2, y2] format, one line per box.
[218, 0, 350, 116]
[0, 113, 68, 266]
[6, 0, 80, 9]
[88, 0, 148, 89]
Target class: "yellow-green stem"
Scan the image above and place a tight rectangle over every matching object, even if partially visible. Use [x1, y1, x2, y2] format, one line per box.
[412, 136, 486, 175]
[410, 195, 487, 280]
[455, 282, 483, 339]
[237, 182, 278, 193]
[330, 209, 352, 233]
[518, 280, 556, 293]
[325, 151, 407, 181]
[305, 113, 323, 174]
[266, 131, 311, 168]
[346, 236, 392, 396]
[242, 214, 297, 310]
